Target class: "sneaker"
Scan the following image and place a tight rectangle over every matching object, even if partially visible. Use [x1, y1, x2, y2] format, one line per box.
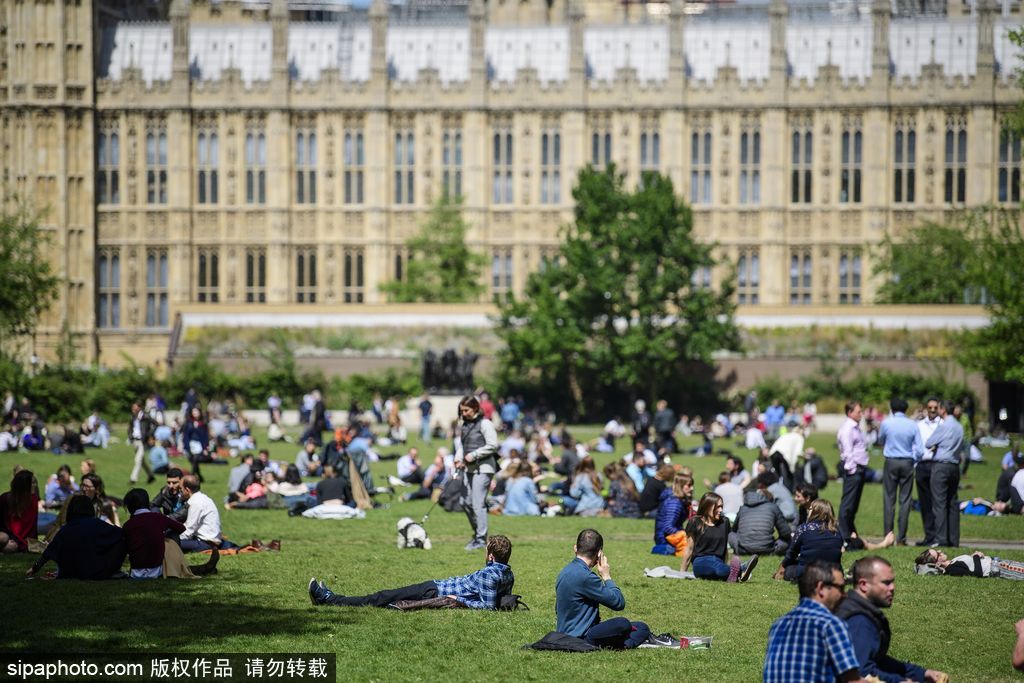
[464, 539, 486, 551]
[308, 577, 336, 606]
[638, 633, 682, 649]
[740, 555, 759, 583]
[388, 476, 410, 488]
[727, 556, 742, 583]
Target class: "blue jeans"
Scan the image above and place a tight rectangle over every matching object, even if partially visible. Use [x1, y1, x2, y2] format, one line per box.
[584, 617, 651, 649]
[693, 555, 732, 580]
[421, 417, 431, 442]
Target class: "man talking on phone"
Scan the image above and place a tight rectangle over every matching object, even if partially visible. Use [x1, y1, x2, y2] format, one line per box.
[555, 528, 678, 649]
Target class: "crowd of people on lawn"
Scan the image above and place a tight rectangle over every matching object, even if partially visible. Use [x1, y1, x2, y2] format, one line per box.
[3, 386, 1024, 679]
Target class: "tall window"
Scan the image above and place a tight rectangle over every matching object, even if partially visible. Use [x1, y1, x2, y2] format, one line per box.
[296, 125, 317, 204]
[146, 124, 168, 204]
[944, 116, 967, 204]
[196, 248, 219, 302]
[791, 123, 813, 204]
[394, 127, 414, 205]
[295, 246, 317, 303]
[590, 115, 612, 168]
[639, 117, 660, 182]
[491, 248, 513, 302]
[343, 247, 365, 303]
[246, 248, 266, 303]
[998, 127, 1021, 204]
[145, 248, 168, 327]
[893, 123, 916, 203]
[394, 247, 409, 283]
[196, 126, 218, 204]
[245, 128, 266, 204]
[344, 128, 365, 204]
[737, 248, 759, 305]
[838, 249, 862, 304]
[97, 249, 120, 328]
[739, 127, 761, 205]
[691, 264, 712, 290]
[840, 125, 862, 204]
[540, 127, 561, 204]
[492, 124, 513, 204]
[442, 125, 462, 198]
[789, 250, 812, 305]
[690, 126, 712, 204]
[97, 124, 119, 204]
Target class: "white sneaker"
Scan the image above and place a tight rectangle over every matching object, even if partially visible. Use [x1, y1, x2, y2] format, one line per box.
[388, 475, 411, 488]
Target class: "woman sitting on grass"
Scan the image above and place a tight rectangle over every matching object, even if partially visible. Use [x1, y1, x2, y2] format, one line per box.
[681, 492, 757, 582]
[80, 473, 121, 526]
[0, 470, 38, 553]
[566, 457, 605, 517]
[503, 460, 542, 516]
[268, 465, 314, 511]
[652, 473, 693, 556]
[604, 461, 641, 519]
[773, 498, 844, 581]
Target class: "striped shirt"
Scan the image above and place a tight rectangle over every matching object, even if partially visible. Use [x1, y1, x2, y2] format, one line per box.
[764, 598, 860, 683]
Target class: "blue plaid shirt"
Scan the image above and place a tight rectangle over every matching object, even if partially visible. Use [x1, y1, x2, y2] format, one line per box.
[433, 561, 514, 610]
[764, 598, 860, 683]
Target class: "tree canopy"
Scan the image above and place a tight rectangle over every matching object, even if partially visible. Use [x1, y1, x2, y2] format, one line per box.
[379, 193, 486, 303]
[494, 166, 739, 419]
[872, 220, 984, 304]
[0, 199, 60, 346]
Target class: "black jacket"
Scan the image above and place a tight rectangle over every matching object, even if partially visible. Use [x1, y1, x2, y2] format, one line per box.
[835, 591, 891, 658]
[151, 486, 188, 522]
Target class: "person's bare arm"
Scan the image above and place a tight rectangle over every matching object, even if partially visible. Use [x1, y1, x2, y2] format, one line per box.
[1013, 619, 1024, 672]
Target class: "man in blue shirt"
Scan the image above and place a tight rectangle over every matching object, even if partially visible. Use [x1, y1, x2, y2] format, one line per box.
[924, 400, 964, 548]
[837, 556, 946, 683]
[876, 398, 921, 546]
[43, 464, 78, 510]
[555, 529, 675, 649]
[308, 535, 514, 610]
[764, 560, 865, 683]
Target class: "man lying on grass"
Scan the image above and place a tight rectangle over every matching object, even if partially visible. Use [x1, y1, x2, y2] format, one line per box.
[308, 535, 513, 609]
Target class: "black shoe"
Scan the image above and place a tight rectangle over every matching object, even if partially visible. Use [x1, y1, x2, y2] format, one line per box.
[147, 475, 156, 484]
[914, 540, 934, 547]
[638, 633, 681, 649]
[191, 547, 219, 576]
[740, 555, 760, 583]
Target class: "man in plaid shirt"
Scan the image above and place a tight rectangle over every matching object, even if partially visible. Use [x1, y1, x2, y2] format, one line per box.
[308, 535, 513, 610]
[764, 560, 866, 683]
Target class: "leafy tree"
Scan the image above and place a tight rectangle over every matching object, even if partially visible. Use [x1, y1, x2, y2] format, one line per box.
[380, 193, 486, 303]
[872, 220, 982, 304]
[495, 166, 739, 419]
[0, 198, 60, 346]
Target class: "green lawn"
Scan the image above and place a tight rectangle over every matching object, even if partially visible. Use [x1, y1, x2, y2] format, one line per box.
[2, 427, 1022, 682]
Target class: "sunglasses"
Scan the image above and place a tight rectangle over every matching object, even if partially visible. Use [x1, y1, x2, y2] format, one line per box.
[821, 581, 846, 592]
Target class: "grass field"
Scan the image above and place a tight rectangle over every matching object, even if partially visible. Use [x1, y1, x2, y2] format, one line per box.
[2, 426, 1023, 682]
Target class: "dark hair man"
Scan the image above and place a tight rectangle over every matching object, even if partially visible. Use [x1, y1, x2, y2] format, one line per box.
[308, 535, 514, 610]
[763, 560, 865, 683]
[837, 556, 946, 683]
[555, 529, 677, 649]
[876, 398, 920, 546]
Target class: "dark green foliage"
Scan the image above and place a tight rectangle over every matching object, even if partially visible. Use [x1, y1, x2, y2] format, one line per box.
[872, 220, 982, 304]
[0, 198, 61, 344]
[379, 193, 486, 303]
[496, 166, 739, 419]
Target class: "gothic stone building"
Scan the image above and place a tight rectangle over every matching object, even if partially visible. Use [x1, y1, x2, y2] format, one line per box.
[0, 0, 1020, 365]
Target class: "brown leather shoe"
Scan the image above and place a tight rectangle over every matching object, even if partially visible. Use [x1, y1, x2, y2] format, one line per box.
[249, 538, 264, 550]
[267, 539, 281, 552]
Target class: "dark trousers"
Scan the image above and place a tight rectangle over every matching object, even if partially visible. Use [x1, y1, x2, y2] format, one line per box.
[882, 458, 915, 543]
[322, 580, 438, 608]
[584, 617, 651, 650]
[838, 466, 867, 542]
[915, 461, 936, 543]
[931, 462, 960, 547]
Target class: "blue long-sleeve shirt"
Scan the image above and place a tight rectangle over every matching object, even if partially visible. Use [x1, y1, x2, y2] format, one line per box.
[503, 477, 540, 516]
[555, 558, 624, 637]
[877, 413, 921, 460]
[845, 614, 927, 683]
[433, 560, 514, 610]
[925, 416, 964, 464]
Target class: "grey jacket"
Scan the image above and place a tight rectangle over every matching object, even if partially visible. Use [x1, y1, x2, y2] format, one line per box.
[734, 490, 791, 553]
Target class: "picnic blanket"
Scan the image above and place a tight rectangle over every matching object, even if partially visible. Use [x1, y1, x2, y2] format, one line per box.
[644, 566, 697, 580]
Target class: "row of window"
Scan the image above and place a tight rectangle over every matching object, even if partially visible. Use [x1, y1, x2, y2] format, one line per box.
[95, 123, 1023, 207]
[95, 245, 864, 328]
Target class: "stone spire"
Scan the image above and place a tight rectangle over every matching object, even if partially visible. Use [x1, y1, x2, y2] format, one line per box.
[469, 0, 486, 86]
[976, 0, 996, 78]
[871, 0, 891, 83]
[769, 0, 788, 83]
[271, 0, 289, 96]
[170, 0, 190, 95]
[370, 0, 389, 84]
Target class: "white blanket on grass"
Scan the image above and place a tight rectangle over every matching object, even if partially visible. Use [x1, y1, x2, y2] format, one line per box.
[644, 566, 696, 580]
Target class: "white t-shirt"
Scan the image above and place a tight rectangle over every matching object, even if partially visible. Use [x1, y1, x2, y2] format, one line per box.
[1011, 469, 1024, 502]
[183, 491, 221, 542]
[397, 454, 420, 479]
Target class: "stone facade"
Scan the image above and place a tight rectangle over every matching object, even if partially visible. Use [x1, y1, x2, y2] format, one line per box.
[1, 0, 1020, 365]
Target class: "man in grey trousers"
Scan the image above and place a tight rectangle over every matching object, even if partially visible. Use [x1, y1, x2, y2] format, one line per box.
[454, 395, 499, 551]
[924, 400, 964, 548]
[876, 398, 920, 546]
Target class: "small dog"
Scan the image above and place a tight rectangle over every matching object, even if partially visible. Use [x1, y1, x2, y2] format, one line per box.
[396, 517, 432, 550]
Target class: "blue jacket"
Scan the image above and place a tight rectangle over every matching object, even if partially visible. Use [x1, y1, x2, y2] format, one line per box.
[569, 475, 605, 514]
[654, 487, 685, 544]
[555, 558, 624, 637]
[836, 591, 927, 683]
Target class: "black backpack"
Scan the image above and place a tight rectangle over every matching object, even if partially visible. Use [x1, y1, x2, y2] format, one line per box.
[522, 632, 597, 652]
[498, 594, 529, 611]
[439, 475, 466, 513]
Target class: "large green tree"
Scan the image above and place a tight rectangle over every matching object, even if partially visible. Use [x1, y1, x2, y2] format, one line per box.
[872, 219, 983, 304]
[495, 166, 739, 419]
[0, 198, 60, 347]
[379, 193, 486, 303]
